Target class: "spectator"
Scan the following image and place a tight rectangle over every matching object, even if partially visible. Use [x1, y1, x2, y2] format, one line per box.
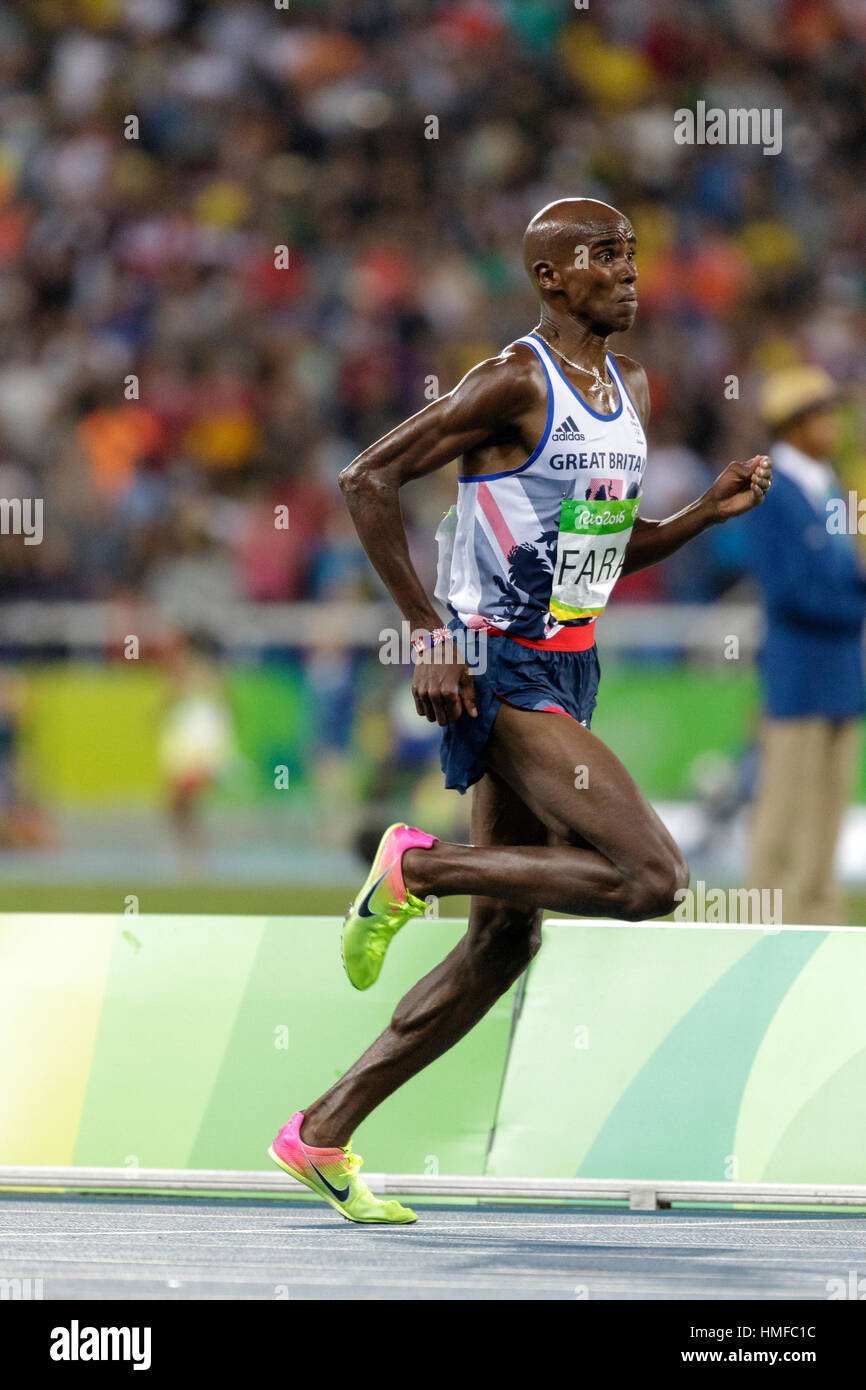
[746, 366, 866, 924]
[0, 0, 863, 612]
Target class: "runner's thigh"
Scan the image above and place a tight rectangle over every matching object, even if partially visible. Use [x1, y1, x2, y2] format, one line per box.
[484, 703, 683, 878]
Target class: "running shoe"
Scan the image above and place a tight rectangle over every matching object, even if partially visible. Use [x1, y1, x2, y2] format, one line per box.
[268, 1111, 417, 1224]
[341, 822, 436, 990]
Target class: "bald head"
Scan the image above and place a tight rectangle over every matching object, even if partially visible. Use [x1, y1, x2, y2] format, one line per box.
[522, 198, 634, 291]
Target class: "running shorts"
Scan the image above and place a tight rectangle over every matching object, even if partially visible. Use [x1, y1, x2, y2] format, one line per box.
[439, 618, 601, 794]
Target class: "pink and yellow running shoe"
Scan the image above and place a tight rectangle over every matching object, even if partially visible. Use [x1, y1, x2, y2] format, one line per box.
[341, 822, 436, 990]
[268, 1111, 417, 1223]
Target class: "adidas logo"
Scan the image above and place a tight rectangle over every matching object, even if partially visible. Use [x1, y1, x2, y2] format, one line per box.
[552, 415, 585, 442]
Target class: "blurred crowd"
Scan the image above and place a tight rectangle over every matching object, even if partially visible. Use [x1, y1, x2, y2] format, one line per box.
[0, 0, 865, 609]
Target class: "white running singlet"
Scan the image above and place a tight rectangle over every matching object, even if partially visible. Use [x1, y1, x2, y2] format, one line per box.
[435, 332, 648, 643]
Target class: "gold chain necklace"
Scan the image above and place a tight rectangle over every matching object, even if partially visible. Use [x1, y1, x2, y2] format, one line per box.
[535, 329, 613, 390]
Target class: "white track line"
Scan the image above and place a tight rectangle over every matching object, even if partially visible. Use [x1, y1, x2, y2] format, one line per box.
[1, 1216, 863, 1237]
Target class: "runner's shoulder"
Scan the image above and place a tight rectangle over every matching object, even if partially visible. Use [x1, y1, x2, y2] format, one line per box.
[447, 341, 544, 424]
[610, 353, 650, 426]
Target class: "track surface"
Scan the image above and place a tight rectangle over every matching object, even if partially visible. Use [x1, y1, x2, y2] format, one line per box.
[1, 1196, 864, 1299]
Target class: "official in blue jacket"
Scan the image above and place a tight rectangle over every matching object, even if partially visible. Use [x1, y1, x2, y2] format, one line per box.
[747, 365, 865, 924]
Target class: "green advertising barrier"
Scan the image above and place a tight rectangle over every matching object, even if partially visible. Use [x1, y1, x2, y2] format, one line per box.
[22, 664, 314, 805]
[20, 661, 866, 808]
[4, 914, 866, 1192]
[0, 914, 514, 1179]
[488, 921, 866, 1186]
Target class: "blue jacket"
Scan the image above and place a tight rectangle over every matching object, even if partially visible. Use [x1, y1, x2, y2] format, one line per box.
[745, 465, 866, 719]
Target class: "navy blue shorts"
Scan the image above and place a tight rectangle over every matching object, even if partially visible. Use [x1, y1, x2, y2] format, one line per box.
[439, 620, 601, 794]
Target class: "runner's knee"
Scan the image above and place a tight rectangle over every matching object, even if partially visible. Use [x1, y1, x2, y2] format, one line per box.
[467, 906, 543, 983]
[620, 848, 689, 921]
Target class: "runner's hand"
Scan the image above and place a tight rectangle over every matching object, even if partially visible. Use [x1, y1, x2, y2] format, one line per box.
[412, 642, 478, 725]
[707, 455, 772, 520]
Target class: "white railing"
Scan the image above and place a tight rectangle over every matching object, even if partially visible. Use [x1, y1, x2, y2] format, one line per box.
[0, 600, 763, 655]
[1, 1164, 863, 1209]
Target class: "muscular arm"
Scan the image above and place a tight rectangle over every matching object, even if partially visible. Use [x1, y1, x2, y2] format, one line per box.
[622, 500, 721, 576]
[614, 355, 771, 577]
[339, 348, 540, 723]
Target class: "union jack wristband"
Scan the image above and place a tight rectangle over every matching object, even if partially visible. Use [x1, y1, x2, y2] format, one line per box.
[411, 626, 454, 657]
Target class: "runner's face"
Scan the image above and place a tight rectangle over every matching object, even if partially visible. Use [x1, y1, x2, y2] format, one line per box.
[557, 222, 638, 334]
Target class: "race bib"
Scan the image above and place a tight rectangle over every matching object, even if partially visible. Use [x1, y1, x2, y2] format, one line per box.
[550, 494, 640, 620]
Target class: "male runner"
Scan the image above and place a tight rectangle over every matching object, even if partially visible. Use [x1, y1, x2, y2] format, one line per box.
[269, 199, 771, 1222]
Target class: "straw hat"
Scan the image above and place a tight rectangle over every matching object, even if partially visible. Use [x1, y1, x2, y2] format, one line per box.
[760, 365, 840, 430]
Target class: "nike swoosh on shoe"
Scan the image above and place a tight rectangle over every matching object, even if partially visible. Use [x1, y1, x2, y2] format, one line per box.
[356, 864, 394, 918]
[307, 1158, 350, 1202]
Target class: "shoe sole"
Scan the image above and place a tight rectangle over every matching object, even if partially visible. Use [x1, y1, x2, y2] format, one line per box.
[267, 1144, 358, 1222]
[267, 1145, 417, 1224]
